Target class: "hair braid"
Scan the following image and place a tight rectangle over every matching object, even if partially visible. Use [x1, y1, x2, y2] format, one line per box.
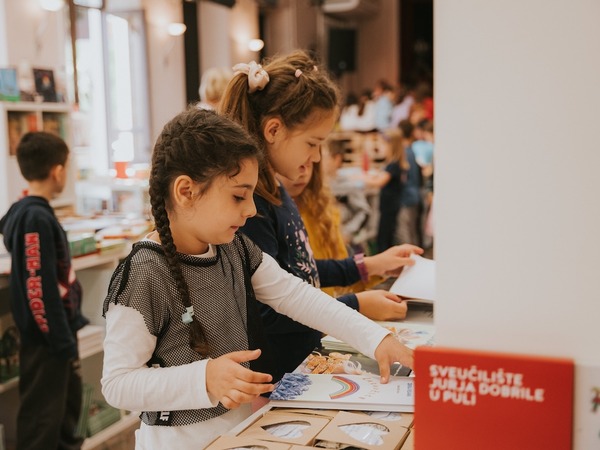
[150, 148, 209, 355]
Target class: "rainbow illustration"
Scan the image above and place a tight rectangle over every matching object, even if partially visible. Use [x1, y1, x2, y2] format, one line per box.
[329, 375, 360, 399]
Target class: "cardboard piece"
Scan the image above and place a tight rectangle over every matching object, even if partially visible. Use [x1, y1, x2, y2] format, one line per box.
[363, 410, 414, 429]
[315, 411, 410, 450]
[205, 435, 291, 450]
[400, 429, 414, 449]
[268, 408, 344, 419]
[414, 346, 574, 450]
[237, 412, 330, 446]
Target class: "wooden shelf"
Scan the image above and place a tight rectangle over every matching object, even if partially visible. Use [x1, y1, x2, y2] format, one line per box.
[0, 324, 105, 393]
[81, 412, 140, 450]
[0, 101, 72, 113]
[0, 375, 18, 394]
[0, 245, 130, 275]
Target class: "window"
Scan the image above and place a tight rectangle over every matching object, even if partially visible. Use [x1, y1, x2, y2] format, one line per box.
[69, 6, 151, 177]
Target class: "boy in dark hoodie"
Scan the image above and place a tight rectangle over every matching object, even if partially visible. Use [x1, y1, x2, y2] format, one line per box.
[0, 131, 88, 450]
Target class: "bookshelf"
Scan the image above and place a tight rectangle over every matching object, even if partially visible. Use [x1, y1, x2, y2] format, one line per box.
[0, 101, 77, 214]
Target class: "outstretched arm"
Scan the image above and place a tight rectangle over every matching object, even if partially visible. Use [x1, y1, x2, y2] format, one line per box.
[253, 253, 413, 370]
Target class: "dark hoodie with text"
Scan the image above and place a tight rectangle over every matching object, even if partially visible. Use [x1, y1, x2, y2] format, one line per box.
[0, 196, 88, 359]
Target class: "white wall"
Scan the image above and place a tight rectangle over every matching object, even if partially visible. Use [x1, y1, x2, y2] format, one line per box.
[356, 0, 398, 91]
[199, 0, 260, 73]
[142, 0, 187, 142]
[1, 0, 68, 95]
[435, 0, 600, 364]
[199, 1, 232, 70]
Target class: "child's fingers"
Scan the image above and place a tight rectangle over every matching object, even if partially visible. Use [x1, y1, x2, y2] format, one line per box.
[226, 348, 262, 364]
[399, 244, 424, 254]
[378, 360, 391, 384]
[220, 395, 241, 410]
[382, 292, 405, 303]
[221, 381, 274, 409]
[224, 349, 274, 383]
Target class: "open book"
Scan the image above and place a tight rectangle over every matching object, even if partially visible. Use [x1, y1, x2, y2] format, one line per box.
[269, 372, 415, 412]
[389, 254, 435, 303]
[321, 320, 435, 354]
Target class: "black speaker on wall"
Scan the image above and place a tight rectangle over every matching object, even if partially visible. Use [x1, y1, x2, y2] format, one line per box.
[328, 27, 356, 75]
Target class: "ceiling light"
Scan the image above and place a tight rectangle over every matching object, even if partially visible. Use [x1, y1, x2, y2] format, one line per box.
[248, 38, 264, 52]
[167, 23, 187, 36]
[39, 0, 65, 11]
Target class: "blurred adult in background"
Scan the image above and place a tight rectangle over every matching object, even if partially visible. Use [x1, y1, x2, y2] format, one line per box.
[391, 82, 415, 128]
[396, 120, 423, 247]
[196, 67, 233, 111]
[372, 79, 395, 131]
[339, 90, 376, 132]
[411, 80, 434, 122]
[362, 128, 409, 252]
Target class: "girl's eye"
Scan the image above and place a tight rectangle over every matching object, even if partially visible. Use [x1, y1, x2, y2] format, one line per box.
[308, 142, 318, 148]
[234, 195, 245, 202]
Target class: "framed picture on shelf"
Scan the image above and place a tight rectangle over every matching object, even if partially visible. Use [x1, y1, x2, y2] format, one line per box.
[0, 67, 20, 102]
[32, 68, 57, 102]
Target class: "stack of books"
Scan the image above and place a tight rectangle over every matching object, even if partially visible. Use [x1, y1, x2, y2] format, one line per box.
[77, 325, 104, 359]
[87, 399, 122, 436]
[75, 383, 122, 438]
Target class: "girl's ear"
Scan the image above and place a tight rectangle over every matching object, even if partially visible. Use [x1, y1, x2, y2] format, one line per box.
[172, 175, 196, 207]
[263, 117, 284, 144]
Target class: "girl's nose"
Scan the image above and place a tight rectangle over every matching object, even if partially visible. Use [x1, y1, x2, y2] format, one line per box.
[311, 145, 321, 163]
[245, 199, 257, 218]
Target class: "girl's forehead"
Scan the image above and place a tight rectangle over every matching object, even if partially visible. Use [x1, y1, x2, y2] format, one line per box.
[290, 109, 338, 135]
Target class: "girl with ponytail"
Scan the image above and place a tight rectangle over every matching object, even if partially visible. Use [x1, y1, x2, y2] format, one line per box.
[221, 50, 423, 382]
[101, 108, 414, 449]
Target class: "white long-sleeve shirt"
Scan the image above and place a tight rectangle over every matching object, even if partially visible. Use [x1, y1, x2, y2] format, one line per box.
[102, 242, 390, 449]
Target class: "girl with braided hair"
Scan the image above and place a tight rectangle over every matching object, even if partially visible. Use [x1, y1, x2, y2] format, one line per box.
[101, 108, 414, 449]
[220, 50, 423, 382]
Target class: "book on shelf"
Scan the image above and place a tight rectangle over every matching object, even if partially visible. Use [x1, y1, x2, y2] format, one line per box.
[77, 324, 104, 357]
[414, 346, 574, 450]
[0, 67, 20, 102]
[7, 111, 38, 156]
[296, 347, 412, 378]
[75, 384, 94, 438]
[389, 254, 435, 304]
[321, 320, 435, 354]
[0, 324, 20, 384]
[87, 399, 122, 436]
[269, 372, 415, 413]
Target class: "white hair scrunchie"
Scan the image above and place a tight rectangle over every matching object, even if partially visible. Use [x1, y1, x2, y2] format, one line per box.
[232, 61, 270, 93]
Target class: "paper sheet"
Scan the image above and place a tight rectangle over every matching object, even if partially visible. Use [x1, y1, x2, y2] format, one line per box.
[389, 254, 435, 303]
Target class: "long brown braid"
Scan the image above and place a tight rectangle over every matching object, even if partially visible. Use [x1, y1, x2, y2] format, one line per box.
[219, 49, 341, 206]
[149, 108, 261, 355]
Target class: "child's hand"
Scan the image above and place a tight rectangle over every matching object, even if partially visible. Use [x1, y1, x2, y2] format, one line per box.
[374, 334, 414, 383]
[356, 290, 408, 321]
[206, 349, 274, 409]
[365, 244, 424, 278]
